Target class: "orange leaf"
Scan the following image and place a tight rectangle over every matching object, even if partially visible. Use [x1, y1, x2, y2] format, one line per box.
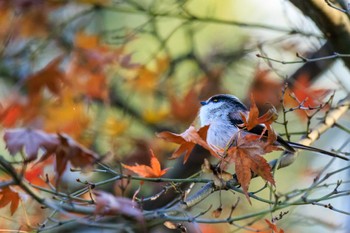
[265, 219, 285, 233]
[0, 187, 20, 215]
[25, 164, 45, 186]
[239, 95, 279, 147]
[257, 105, 278, 128]
[122, 149, 169, 178]
[0, 102, 24, 127]
[157, 125, 218, 163]
[227, 133, 278, 202]
[240, 94, 259, 130]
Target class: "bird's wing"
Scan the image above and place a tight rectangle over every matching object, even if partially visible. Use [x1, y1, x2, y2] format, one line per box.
[228, 112, 295, 152]
[228, 112, 348, 160]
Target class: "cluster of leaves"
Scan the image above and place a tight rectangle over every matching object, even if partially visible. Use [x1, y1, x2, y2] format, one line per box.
[156, 94, 281, 202]
[0, 1, 344, 233]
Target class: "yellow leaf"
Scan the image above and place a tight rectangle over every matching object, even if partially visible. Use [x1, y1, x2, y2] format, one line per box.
[43, 91, 90, 139]
[103, 116, 128, 137]
[142, 105, 169, 124]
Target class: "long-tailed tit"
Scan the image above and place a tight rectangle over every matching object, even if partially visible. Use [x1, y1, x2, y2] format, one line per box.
[199, 94, 348, 160]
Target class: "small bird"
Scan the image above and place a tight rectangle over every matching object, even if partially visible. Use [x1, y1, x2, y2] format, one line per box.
[199, 94, 348, 160]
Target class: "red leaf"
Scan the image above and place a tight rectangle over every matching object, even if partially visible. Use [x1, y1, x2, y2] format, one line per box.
[0, 103, 24, 127]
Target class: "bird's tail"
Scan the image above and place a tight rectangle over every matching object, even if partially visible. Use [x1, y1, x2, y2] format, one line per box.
[287, 142, 348, 161]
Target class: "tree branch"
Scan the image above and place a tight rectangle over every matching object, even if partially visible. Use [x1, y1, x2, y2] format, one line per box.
[290, 0, 350, 68]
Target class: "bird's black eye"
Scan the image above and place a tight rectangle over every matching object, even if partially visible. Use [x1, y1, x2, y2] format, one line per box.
[212, 98, 218, 103]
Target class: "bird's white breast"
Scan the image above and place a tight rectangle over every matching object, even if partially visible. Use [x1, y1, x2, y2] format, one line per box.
[206, 120, 238, 149]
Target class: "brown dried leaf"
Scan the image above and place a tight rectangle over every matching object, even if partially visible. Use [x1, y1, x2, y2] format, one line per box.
[157, 125, 218, 163]
[227, 133, 277, 203]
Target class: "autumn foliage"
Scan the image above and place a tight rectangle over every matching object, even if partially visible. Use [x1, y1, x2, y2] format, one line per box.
[0, 1, 348, 233]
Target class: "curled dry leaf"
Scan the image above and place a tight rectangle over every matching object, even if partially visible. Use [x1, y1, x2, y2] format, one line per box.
[122, 149, 170, 178]
[240, 94, 278, 131]
[4, 128, 99, 182]
[94, 190, 144, 224]
[157, 125, 218, 163]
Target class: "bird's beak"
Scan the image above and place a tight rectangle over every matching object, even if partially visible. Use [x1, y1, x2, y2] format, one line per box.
[200, 101, 207, 106]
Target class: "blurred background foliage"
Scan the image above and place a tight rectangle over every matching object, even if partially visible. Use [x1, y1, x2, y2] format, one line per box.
[0, 0, 349, 232]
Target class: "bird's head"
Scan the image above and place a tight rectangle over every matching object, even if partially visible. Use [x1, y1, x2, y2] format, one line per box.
[199, 94, 248, 126]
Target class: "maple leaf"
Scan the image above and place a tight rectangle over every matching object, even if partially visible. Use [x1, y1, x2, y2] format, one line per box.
[93, 190, 144, 223]
[24, 156, 54, 186]
[40, 133, 99, 180]
[4, 128, 59, 161]
[227, 133, 278, 203]
[4, 128, 99, 182]
[240, 94, 278, 131]
[26, 56, 66, 100]
[157, 125, 218, 163]
[0, 186, 20, 216]
[25, 163, 45, 186]
[265, 219, 285, 233]
[122, 150, 169, 178]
